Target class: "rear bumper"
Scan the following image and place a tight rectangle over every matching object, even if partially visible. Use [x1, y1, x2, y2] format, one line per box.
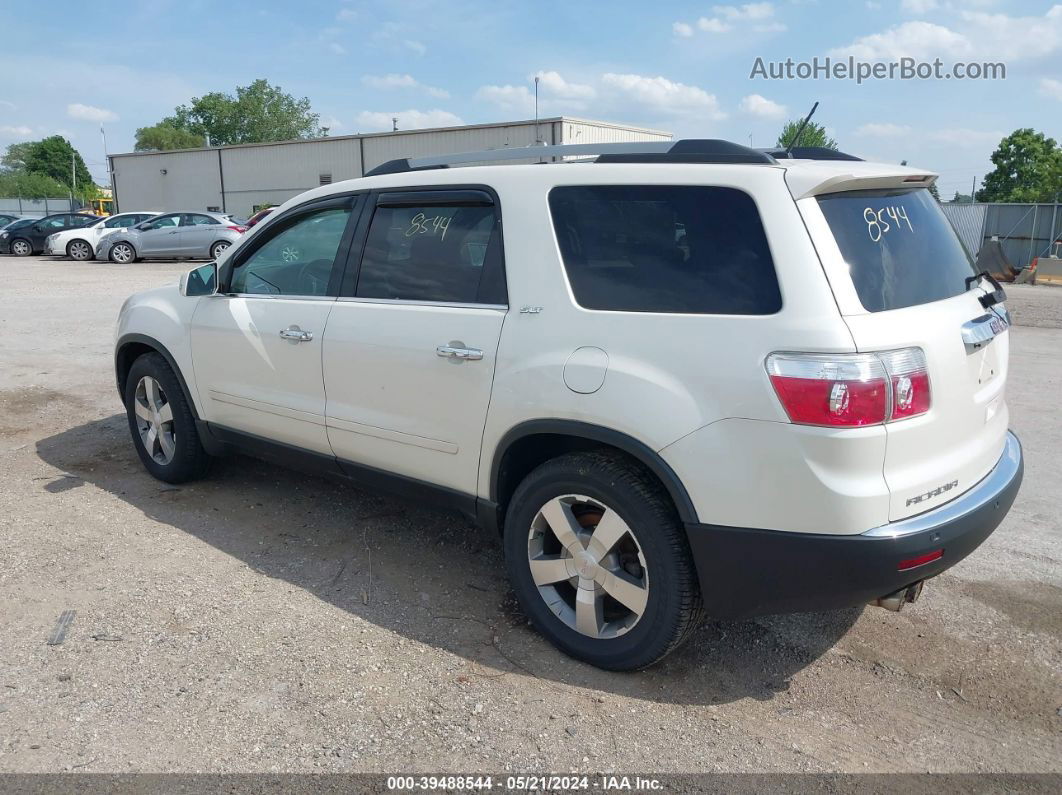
[685, 431, 1023, 619]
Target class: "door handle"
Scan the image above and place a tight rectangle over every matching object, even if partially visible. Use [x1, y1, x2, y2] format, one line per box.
[436, 344, 483, 361]
[280, 325, 314, 342]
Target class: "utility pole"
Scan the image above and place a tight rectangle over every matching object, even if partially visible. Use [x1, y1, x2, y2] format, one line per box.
[71, 151, 76, 208]
[392, 117, 398, 132]
[971, 176, 977, 203]
[534, 76, 540, 143]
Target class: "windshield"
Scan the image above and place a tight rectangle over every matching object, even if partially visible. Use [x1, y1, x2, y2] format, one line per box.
[817, 187, 976, 312]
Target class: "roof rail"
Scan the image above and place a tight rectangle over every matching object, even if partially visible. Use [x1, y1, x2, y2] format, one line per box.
[760, 146, 864, 162]
[364, 139, 776, 176]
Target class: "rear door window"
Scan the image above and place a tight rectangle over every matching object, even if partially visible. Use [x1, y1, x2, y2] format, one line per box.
[355, 192, 506, 305]
[816, 187, 976, 312]
[548, 185, 781, 314]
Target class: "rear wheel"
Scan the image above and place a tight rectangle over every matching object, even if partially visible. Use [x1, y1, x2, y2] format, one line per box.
[67, 239, 93, 261]
[124, 353, 211, 483]
[10, 238, 32, 256]
[504, 451, 703, 670]
[210, 241, 230, 259]
[110, 242, 135, 263]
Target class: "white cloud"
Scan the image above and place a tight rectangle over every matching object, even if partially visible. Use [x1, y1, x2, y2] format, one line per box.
[832, 5, 1062, 61]
[697, 17, 732, 32]
[356, 109, 464, 132]
[1040, 77, 1062, 100]
[404, 39, 427, 55]
[855, 122, 914, 136]
[320, 116, 344, 131]
[66, 103, 118, 123]
[714, 2, 775, 20]
[738, 93, 786, 119]
[602, 73, 726, 118]
[0, 124, 33, 137]
[476, 84, 533, 113]
[0, 100, 15, 111]
[900, 0, 937, 13]
[829, 20, 971, 59]
[533, 70, 595, 100]
[362, 74, 449, 99]
[336, 7, 357, 22]
[680, 3, 783, 36]
[328, 41, 346, 55]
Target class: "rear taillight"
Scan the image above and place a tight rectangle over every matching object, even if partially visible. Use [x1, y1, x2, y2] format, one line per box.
[766, 348, 930, 428]
[228, 225, 247, 233]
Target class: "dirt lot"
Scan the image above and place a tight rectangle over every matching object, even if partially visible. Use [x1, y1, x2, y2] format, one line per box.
[0, 258, 1059, 774]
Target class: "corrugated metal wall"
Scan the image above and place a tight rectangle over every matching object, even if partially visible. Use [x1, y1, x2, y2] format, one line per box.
[0, 197, 77, 216]
[112, 149, 222, 213]
[941, 202, 1062, 267]
[110, 118, 672, 218]
[940, 203, 987, 258]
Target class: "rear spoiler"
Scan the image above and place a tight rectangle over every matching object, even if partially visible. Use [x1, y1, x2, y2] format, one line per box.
[785, 169, 938, 200]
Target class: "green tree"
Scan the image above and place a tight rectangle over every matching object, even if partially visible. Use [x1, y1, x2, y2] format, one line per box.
[0, 170, 75, 199]
[928, 183, 941, 201]
[1, 142, 35, 172]
[976, 128, 1062, 202]
[142, 79, 324, 149]
[950, 191, 973, 203]
[134, 123, 207, 152]
[22, 136, 94, 191]
[776, 119, 838, 150]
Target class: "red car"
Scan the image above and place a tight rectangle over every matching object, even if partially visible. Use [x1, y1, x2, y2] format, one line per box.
[246, 207, 276, 228]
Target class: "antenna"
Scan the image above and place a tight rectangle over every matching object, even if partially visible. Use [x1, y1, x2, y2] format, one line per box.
[785, 101, 819, 157]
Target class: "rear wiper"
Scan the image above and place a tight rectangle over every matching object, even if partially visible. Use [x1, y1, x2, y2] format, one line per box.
[965, 270, 1007, 309]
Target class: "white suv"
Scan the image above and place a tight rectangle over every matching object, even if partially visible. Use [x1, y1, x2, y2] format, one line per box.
[114, 140, 1023, 670]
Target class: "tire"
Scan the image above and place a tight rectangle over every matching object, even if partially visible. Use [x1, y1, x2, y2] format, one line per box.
[10, 238, 32, 257]
[67, 239, 94, 261]
[209, 241, 230, 259]
[503, 451, 703, 670]
[124, 353, 211, 483]
[110, 241, 136, 264]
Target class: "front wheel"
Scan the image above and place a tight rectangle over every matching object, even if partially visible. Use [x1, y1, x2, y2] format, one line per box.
[10, 238, 32, 256]
[67, 239, 93, 261]
[110, 242, 136, 263]
[503, 451, 703, 670]
[209, 241, 230, 259]
[124, 353, 211, 483]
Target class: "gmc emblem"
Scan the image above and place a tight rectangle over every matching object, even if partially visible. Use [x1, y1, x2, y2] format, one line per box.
[907, 480, 959, 507]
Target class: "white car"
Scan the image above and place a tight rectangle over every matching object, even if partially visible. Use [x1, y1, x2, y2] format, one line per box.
[113, 140, 1023, 670]
[45, 211, 159, 260]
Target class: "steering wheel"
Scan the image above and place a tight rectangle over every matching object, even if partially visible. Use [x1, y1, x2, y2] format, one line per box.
[295, 258, 333, 294]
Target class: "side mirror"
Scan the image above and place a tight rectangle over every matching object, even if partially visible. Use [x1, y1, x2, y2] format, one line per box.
[180, 262, 218, 297]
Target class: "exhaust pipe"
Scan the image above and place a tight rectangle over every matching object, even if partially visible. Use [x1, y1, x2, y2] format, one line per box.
[871, 580, 924, 612]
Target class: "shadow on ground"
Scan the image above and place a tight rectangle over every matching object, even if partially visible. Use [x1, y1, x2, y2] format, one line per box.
[36, 415, 860, 705]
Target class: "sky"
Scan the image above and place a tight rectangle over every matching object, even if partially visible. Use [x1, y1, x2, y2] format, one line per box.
[1, 0, 1059, 199]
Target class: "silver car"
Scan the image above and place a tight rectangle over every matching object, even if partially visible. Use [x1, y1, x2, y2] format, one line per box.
[97, 211, 245, 263]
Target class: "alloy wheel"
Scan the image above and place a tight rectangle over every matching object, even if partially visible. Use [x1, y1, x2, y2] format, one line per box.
[133, 376, 176, 465]
[69, 240, 91, 260]
[211, 242, 230, 258]
[280, 246, 300, 262]
[11, 240, 30, 256]
[527, 495, 649, 639]
[112, 243, 134, 263]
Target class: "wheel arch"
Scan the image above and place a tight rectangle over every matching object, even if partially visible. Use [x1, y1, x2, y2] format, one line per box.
[115, 333, 200, 421]
[109, 239, 138, 259]
[489, 419, 699, 528]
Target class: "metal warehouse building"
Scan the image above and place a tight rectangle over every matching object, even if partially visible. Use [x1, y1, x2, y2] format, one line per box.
[109, 117, 671, 219]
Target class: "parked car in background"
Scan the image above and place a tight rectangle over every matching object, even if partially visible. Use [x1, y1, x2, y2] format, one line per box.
[0, 213, 23, 228]
[96, 212, 247, 263]
[0, 213, 101, 256]
[44, 212, 160, 261]
[246, 207, 277, 228]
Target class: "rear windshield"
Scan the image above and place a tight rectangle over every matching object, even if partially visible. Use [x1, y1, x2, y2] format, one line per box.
[549, 185, 781, 314]
[817, 187, 975, 312]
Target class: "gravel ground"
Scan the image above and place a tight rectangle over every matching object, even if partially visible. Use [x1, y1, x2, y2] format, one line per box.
[0, 256, 1059, 774]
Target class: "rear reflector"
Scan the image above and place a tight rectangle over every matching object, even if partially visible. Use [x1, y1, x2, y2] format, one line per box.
[898, 549, 943, 571]
[766, 348, 931, 427]
[227, 225, 248, 233]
